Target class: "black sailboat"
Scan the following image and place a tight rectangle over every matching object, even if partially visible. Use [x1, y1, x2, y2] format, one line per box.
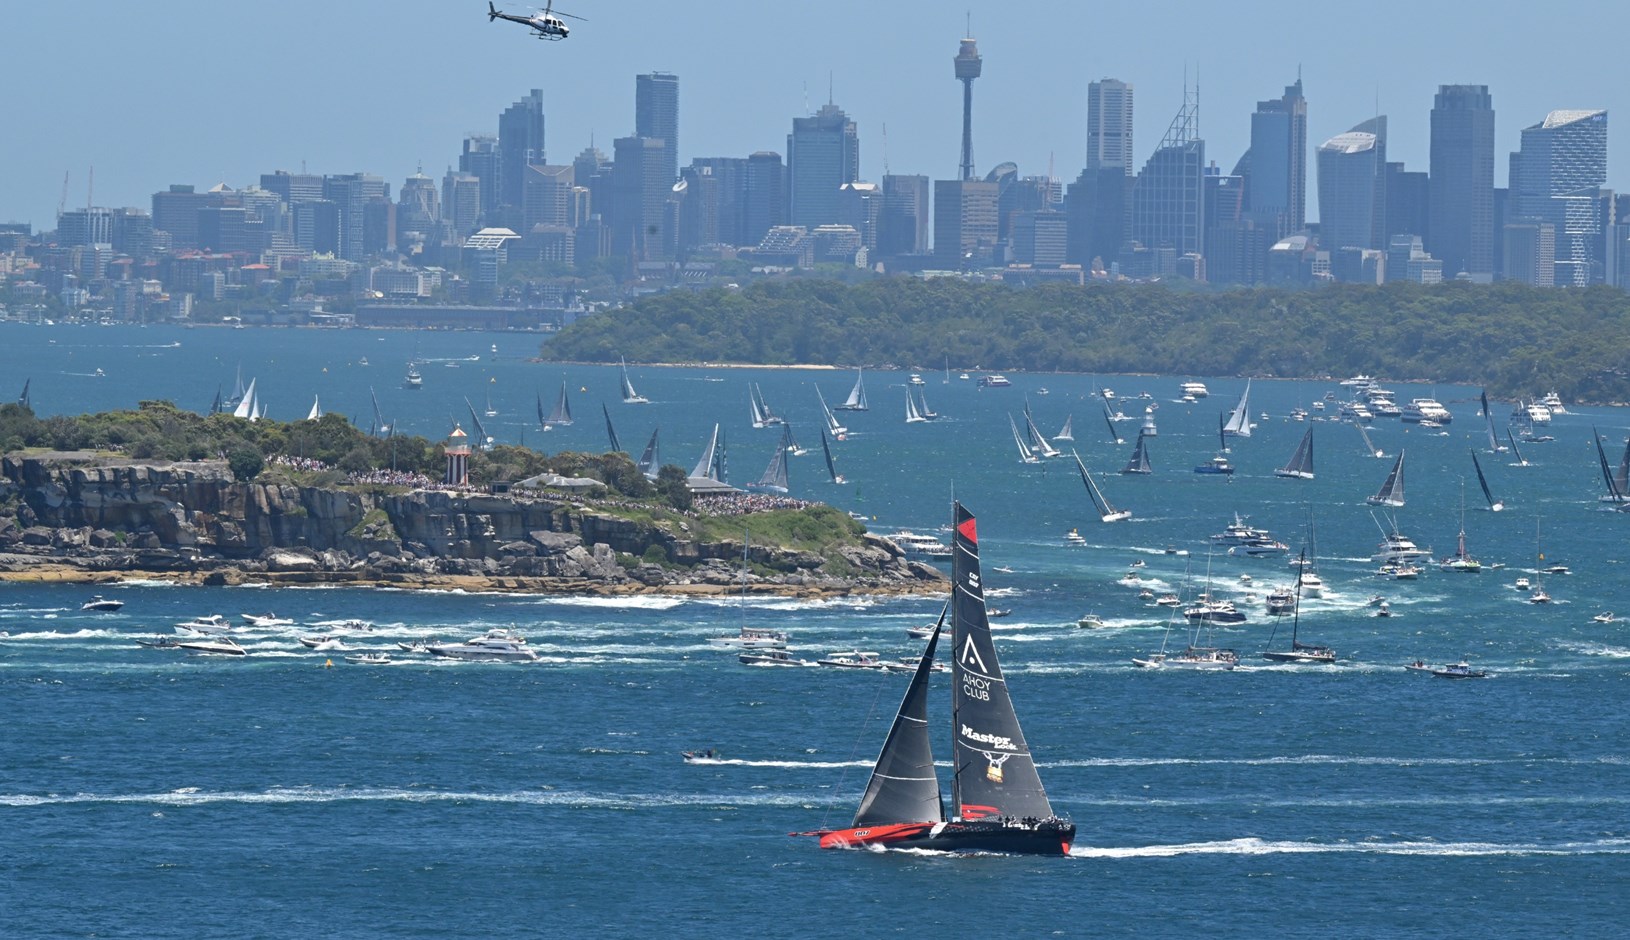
[1119, 430, 1152, 475]
[820, 429, 846, 484]
[1274, 426, 1315, 479]
[1261, 549, 1335, 664]
[1593, 427, 1626, 506]
[1102, 401, 1123, 445]
[1073, 450, 1131, 522]
[603, 403, 621, 453]
[1506, 430, 1530, 467]
[746, 426, 791, 494]
[543, 381, 573, 428]
[1470, 449, 1504, 511]
[636, 428, 661, 480]
[811, 502, 1073, 856]
[1366, 449, 1406, 507]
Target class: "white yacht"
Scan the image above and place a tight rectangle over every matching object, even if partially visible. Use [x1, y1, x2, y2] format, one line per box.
[885, 531, 952, 558]
[738, 649, 815, 667]
[177, 636, 247, 656]
[1132, 646, 1239, 670]
[1538, 390, 1568, 415]
[427, 629, 540, 662]
[1179, 381, 1209, 399]
[175, 614, 235, 635]
[817, 650, 887, 669]
[1372, 531, 1432, 564]
[241, 613, 295, 627]
[1400, 398, 1452, 424]
[708, 627, 789, 650]
[81, 595, 125, 612]
[1296, 570, 1325, 598]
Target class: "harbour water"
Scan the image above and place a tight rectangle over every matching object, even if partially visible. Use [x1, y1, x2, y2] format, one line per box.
[2, 324, 1628, 936]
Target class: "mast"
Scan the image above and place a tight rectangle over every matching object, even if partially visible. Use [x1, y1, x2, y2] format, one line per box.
[1506, 430, 1526, 466]
[1103, 401, 1122, 445]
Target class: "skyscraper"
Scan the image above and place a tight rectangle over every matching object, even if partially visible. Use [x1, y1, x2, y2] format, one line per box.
[1086, 79, 1135, 174]
[498, 90, 546, 222]
[743, 151, 786, 245]
[611, 135, 672, 262]
[1511, 109, 1608, 285]
[788, 104, 859, 229]
[1246, 79, 1307, 236]
[954, 37, 982, 180]
[460, 135, 501, 224]
[1131, 88, 1205, 259]
[879, 174, 930, 257]
[1316, 119, 1387, 251]
[1428, 85, 1495, 280]
[635, 73, 680, 185]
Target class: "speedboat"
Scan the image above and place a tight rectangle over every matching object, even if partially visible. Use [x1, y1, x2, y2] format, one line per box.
[1076, 613, 1106, 628]
[1528, 587, 1553, 604]
[1432, 661, 1490, 679]
[817, 650, 887, 669]
[987, 608, 1013, 618]
[241, 612, 295, 627]
[344, 652, 392, 665]
[427, 629, 539, 662]
[1375, 601, 1394, 618]
[1593, 612, 1616, 624]
[135, 636, 181, 649]
[1133, 646, 1238, 670]
[709, 627, 789, 650]
[906, 624, 937, 639]
[908, 373, 925, 386]
[1514, 577, 1531, 590]
[739, 649, 815, 667]
[1265, 588, 1296, 615]
[1194, 455, 1234, 475]
[1296, 571, 1325, 598]
[1118, 572, 1143, 586]
[1063, 529, 1088, 546]
[177, 637, 247, 656]
[396, 639, 437, 653]
[299, 635, 346, 650]
[81, 595, 124, 612]
[1155, 593, 1182, 607]
[175, 614, 235, 635]
[882, 657, 947, 674]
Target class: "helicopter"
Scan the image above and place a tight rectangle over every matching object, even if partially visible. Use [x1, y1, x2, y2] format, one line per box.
[487, 1, 584, 41]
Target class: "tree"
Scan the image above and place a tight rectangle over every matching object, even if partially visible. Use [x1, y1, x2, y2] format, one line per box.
[654, 464, 692, 512]
[227, 447, 264, 482]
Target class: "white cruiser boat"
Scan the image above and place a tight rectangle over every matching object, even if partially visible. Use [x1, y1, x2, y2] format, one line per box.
[709, 627, 789, 650]
[1538, 390, 1568, 415]
[1133, 646, 1239, 670]
[977, 374, 1012, 388]
[82, 595, 125, 612]
[739, 649, 815, 667]
[1179, 381, 1209, 399]
[1400, 398, 1452, 424]
[177, 636, 247, 656]
[345, 652, 392, 665]
[886, 531, 952, 558]
[1372, 530, 1432, 564]
[241, 613, 295, 627]
[427, 629, 539, 662]
[817, 650, 887, 669]
[175, 614, 235, 635]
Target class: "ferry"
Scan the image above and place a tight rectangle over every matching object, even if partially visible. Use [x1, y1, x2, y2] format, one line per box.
[977, 374, 1012, 388]
[1400, 398, 1452, 424]
[1179, 381, 1209, 399]
[885, 530, 952, 559]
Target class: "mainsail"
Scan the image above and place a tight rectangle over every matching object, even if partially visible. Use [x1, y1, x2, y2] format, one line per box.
[689, 424, 721, 480]
[1506, 430, 1528, 466]
[749, 383, 782, 428]
[1023, 401, 1060, 457]
[637, 428, 661, 480]
[1366, 449, 1406, 507]
[465, 398, 492, 448]
[905, 387, 927, 423]
[1053, 414, 1074, 442]
[1470, 448, 1504, 512]
[306, 396, 322, 422]
[915, 387, 937, 420]
[619, 357, 649, 404]
[1103, 401, 1123, 445]
[1616, 437, 1630, 498]
[852, 610, 946, 827]
[835, 368, 869, 411]
[603, 403, 621, 452]
[232, 378, 257, 419]
[1009, 414, 1039, 464]
[1274, 426, 1315, 479]
[1072, 449, 1130, 522]
[18, 378, 30, 410]
[1593, 428, 1625, 504]
[1355, 420, 1383, 458]
[1222, 380, 1252, 438]
[1120, 430, 1151, 475]
[817, 386, 847, 437]
[370, 387, 389, 436]
[1481, 389, 1505, 452]
[747, 426, 792, 494]
[951, 503, 1057, 821]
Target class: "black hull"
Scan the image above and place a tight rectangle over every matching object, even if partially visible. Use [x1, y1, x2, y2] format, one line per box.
[820, 818, 1075, 856]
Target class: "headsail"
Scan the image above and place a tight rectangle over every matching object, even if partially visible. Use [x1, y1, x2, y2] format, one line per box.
[619, 357, 649, 404]
[1355, 420, 1383, 458]
[950, 503, 1056, 822]
[690, 425, 721, 481]
[747, 427, 791, 494]
[232, 378, 257, 419]
[1053, 414, 1074, 442]
[1023, 401, 1060, 457]
[852, 610, 946, 827]
[1073, 449, 1130, 522]
[306, 396, 322, 421]
[905, 387, 927, 423]
[1470, 449, 1504, 511]
[1481, 389, 1505, 452]
[817, 386, 847, 437]
[1366, 449, 1406, 507]
[820, 429, 845, 484]
[545, 381, 574, 426]
[1009, 414, 1039, 464]
[18, 378, 31, 410]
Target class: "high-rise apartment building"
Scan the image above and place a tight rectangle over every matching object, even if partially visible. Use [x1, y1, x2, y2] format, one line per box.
[635, 73, 680, 185]
[498, 90, 546, 223]
[1428, 85, 1495, 280]
[788, 103, 859, 229]
[442, 171, 481, 238]
[1316, 118, 1387, 251]
[523, 164, 575, 231]
[744, 152, 787, 245]
[1511, 109, 1608, 285]
[933, 179, 999, 266]
[1246, 79, 1307, 236]
[1086, 79, 1134, 174]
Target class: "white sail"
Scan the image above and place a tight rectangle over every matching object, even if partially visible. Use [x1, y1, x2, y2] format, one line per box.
[816, 386, 847, 437]
[1222, 380, 1252, 437]
[905, 388, 926, 423]
[835, 368, 869, 411]
[1009, 414, 1039, 464]
[915, 387, 937, 419]
[620, 357, 649, 404]
[1355, 420, 1384, 458]
[747, 427, 791, 494]
[1054, 414, 1074, 442]
[232, 378, 257, 419]
[306, 396, 322, 421]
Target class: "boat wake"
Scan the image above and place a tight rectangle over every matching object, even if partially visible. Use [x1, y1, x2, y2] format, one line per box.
[682, 758, 869, 769]
[1069, 836, 1630, 859]
[0, 786, 821, 809]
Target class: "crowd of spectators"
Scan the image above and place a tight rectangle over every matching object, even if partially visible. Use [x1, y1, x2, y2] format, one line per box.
[693, 492, 816, 516]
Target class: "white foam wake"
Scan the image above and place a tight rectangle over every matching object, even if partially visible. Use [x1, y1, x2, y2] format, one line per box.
[1070, 836, 1630, 858]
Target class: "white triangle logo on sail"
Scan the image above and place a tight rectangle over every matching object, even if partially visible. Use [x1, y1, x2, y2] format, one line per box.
[960, 635, 987, 672]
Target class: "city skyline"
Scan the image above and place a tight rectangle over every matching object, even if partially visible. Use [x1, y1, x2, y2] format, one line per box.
[4, 1, 1629, 228]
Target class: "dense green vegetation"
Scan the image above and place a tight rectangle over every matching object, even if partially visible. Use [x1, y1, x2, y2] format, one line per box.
[539, 278, 1630, 402]
[0, 401, 668, 501]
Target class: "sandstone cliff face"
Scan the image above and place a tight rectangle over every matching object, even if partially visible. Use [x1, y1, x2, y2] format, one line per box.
[0, 454, 944, 592]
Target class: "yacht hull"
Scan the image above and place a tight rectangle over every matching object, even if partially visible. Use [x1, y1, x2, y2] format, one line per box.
[817, 818, 1074, 856]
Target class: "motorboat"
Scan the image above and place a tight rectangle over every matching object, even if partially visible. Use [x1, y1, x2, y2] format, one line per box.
[241, 612, 295, 627]
[739, 649, 815, 667]
[1119, 572, 1143, 586]
[175, 614, 235, 635]
[1232, 538, 1289, 557]
[886, 531, 953, 559]
[1211, 515, 1273, 545]
[177, 637, 247, 656]
[1593, 612, 1616, 624]
[987, 608, 1013, 618]
[1400, 398, 1452, 424]
[882, 657, 947, 674]
[977, 374, 1012, 388]
[1432, 661, 1491, 679]
[1179, 381, 1209, 399]
[1076, 613, 1106, 628]
[709, 627, 789, 650]
[906, 624, 937, 639]
[1296, 571, 1325, 598]
[1372, 530, 1431, 564]
[1528, 587, 1553, 604]
[1265, 588, 1296, 615]
[1538, 390, 1568, 415]
[396, 639, 437, 653]
[135, 636, 181, 649]
[427, 629, 539, 662]
[345, 652, 392, 665]
[1375, 601, 1394, 618]
[1155, 593, 1183, 607]
[81, 595, 125, 612]
[1194, 455, 1235, 475]
[817, 650, 887, 669]
[299, 635, 344, 649]
[1063, 528, 1088, 546]
[1183, 596, 1247, 625]
[908, 373, 925, 386]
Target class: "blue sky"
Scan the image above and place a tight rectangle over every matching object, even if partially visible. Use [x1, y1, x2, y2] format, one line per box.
[3, 0, 1625, 227]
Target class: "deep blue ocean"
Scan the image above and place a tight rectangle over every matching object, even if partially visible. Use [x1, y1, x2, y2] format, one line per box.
[2, 323, 1627, 937]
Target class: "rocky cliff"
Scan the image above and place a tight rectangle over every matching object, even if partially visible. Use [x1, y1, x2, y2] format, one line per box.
[0, 453, 945, 595]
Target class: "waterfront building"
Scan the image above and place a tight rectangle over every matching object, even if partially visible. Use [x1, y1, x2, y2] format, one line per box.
[1428, 85, 1495, 281]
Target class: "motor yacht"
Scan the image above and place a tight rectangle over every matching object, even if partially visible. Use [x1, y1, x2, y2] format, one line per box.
[175, 614, 235, 635]
[1076, 613, 1107, 628]
[177, 637, 247, 656]
[1265, 588, 1296, 615]
[81, 595, 125, 612]
[427, 629, 539, 662]
[1372, 531, 1432, 564]
[1183, 596, 1248, 625]
[241, 613, 295, 627]
[1179, 381, 1209, 399]
[739, 649, 815, 667]
[885, 531, 953, 559]
[817, 650, 887, 669]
